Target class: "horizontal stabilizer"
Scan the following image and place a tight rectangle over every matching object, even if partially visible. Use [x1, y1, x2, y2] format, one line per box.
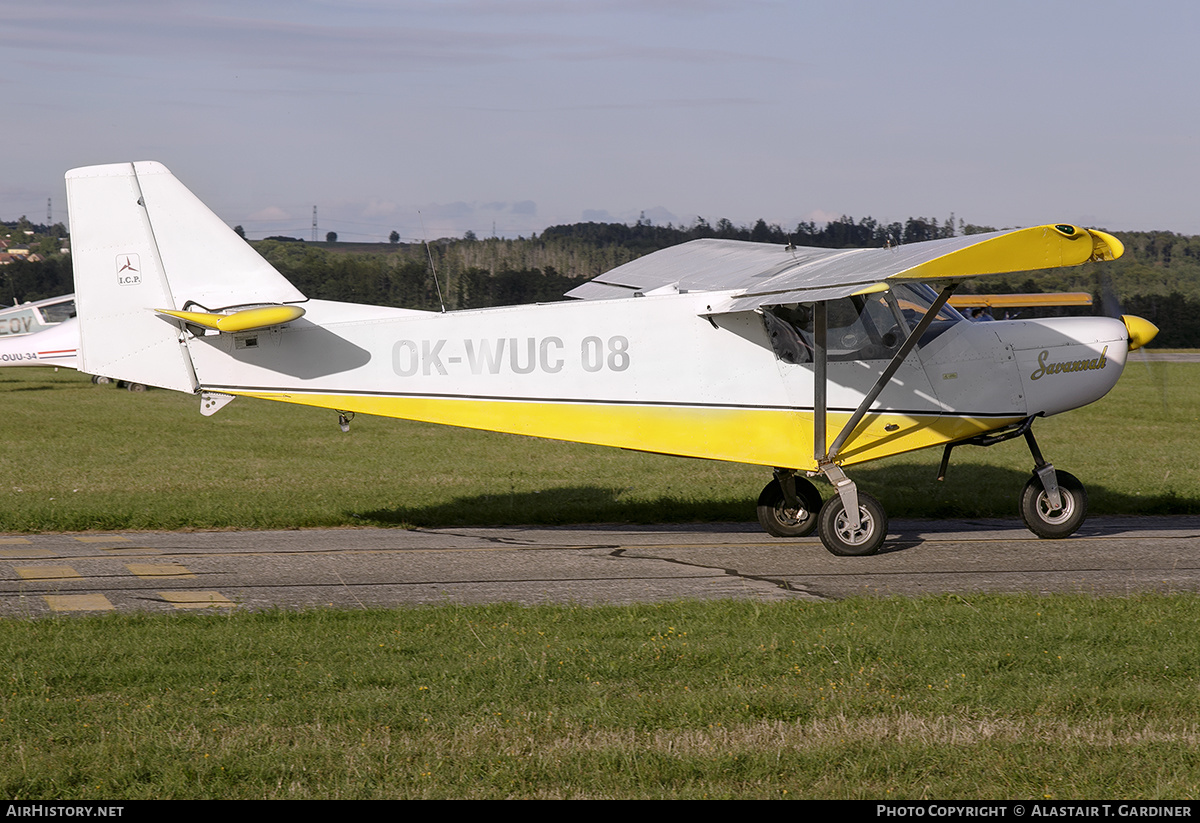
[156, 304, 306, 333]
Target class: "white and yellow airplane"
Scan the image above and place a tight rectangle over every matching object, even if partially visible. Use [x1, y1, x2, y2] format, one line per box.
[65, 161, 1157, 556]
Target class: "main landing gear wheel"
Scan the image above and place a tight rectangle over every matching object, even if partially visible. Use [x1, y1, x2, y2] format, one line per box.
[757, 477, 822, 538]
[818, 492, 888, 557]
[1020, 470, 1087, 539]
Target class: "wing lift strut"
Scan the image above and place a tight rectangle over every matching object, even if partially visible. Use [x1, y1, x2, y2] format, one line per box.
[770, 282, 957, 553]
[818, 283, 956, 529]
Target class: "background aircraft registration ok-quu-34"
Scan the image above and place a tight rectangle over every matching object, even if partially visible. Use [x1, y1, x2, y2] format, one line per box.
[65, 162, 1158, 556]
[0, 293, 79, 371]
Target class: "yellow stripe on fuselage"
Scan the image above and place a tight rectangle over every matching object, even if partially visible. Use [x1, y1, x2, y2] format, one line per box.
[228, 389, 1022, 471]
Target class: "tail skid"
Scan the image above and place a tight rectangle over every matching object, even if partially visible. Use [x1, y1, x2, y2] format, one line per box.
[66, 161, 306, 392]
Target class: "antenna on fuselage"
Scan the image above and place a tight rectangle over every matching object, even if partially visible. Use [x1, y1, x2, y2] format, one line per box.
[418, 210, 447, 313]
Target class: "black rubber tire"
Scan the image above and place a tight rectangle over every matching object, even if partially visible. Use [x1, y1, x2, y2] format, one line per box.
[818, 491, 888, 556]
[1020, 470, 1087, 539]
[757, 477, 822, 538]
[126, 382, 147, 392]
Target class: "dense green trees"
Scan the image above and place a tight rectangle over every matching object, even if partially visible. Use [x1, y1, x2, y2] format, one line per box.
[0, 256, 73, 306]
[5, 216, 1200, 344]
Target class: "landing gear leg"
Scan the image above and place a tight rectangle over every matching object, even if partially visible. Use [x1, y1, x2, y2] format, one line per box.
[1019, 428, 1087, 539]
[816, 463, 887, 557]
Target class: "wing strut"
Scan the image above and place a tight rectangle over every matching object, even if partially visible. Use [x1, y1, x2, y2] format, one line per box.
[812, 284, 958, 529]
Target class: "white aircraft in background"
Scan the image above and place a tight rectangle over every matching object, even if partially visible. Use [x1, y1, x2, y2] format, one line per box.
[0, 293, 76, 337]
[65, 161, 1156, 556]
[0, 293, 147, 389]
[0, 295, 79, 370]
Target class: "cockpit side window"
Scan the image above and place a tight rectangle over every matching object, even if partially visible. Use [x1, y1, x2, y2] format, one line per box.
[762, 284, 964, 364]
[39, 300, 76, 324]
[763, 304, 813, 364]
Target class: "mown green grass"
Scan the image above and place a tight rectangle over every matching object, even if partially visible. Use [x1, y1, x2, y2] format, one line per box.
[3, 366, 1199, 799]
[0, 361, 1196, 532]
[3, 596, 1200, 799]
[0, 362, 1195, 535]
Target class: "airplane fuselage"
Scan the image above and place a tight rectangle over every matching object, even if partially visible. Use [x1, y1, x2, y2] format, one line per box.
[183, 293, 1131, 471]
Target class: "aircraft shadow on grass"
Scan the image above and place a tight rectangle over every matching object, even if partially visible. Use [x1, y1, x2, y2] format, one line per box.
[353, 485, 754, 529]
[0, 378, 78, 393]
[353, 463, 1200, 546]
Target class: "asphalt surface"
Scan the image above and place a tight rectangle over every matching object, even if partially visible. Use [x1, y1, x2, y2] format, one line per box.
[3, 516, 1200, 616]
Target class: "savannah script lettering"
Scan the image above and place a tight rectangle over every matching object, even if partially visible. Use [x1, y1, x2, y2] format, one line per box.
[1029, 345, 1108, 381]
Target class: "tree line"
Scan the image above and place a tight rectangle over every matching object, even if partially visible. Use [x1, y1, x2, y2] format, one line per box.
[4, 217, 1200, 345]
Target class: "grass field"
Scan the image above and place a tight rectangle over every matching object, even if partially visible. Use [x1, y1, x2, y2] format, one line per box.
[4, 596, 1200, 799]
[0, 360, 1196, 533]
[2, 363, 1198, 799]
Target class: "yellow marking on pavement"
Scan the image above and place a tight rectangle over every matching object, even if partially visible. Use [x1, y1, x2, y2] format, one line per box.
[0, 537, 31, 544]
[16, 565, 81, 580]
[160, 591, 234, 609]
[126, 563, 195, 579]
[75, 535, 130, 543]
[0, 548, 53, 558]
[44, 594, 114, 612]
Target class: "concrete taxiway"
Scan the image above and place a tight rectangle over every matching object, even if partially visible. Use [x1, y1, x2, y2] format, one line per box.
[3, 516, 1200, 616]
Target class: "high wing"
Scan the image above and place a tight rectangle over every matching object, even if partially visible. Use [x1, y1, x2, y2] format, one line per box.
[566, 226, 1124, 312]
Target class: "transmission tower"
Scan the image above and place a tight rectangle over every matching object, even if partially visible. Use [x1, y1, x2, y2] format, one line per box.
[312, 206, 318, 242]
[47, 198, 52, 223]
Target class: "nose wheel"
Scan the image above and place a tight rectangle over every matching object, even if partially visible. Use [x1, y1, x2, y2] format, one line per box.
[1020, 470, 1087, 538]
[1017, 427, 1088, 539]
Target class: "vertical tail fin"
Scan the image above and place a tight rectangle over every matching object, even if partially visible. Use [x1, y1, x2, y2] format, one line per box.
[65, 161, 305, 392]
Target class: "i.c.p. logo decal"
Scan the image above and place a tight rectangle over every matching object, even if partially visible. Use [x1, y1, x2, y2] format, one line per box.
[116, 254, 141, 286]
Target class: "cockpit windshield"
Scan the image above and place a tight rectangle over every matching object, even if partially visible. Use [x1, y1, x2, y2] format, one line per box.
[762, 283, 964, 364]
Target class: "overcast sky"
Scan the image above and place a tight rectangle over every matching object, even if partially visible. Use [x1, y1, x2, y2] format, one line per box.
[3, 0, 1198, 241]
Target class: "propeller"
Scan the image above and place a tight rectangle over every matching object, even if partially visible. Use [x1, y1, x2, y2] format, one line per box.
[1098, 267, 1165, 410]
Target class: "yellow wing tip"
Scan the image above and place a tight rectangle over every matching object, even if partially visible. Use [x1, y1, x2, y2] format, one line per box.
[1087, 229, 1124, 261]
[1046, 224, 1124, 261]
